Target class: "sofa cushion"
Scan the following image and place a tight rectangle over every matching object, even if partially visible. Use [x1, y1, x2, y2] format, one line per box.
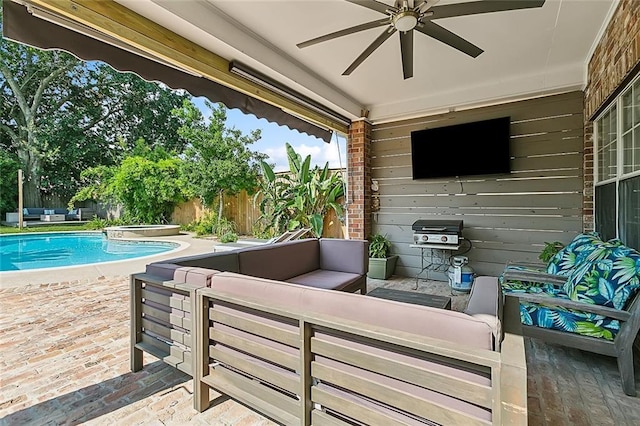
[519, 301, 620, 340]
[563, 241, 640, 310]
[145, 263, 219, 287]
[146, 263, 184, 281]
[319, 238, 368, 275]
[238, 239, 320, 281]
[464, 276, 503, 343]
[210, 272, 495, 350]
[173, 267, 219, 287]
[286, 270, 361, 291]
[173, 251, 240, 273]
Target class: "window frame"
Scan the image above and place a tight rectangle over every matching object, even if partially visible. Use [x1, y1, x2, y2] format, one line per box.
[594, 73, 640, 245]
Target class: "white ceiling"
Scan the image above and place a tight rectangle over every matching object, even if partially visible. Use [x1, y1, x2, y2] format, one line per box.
[116, 0, 616, 124]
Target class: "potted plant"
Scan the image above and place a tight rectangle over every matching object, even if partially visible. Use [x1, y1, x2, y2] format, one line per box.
[539, 241, 565, 264]
[368, 233, 398, 279]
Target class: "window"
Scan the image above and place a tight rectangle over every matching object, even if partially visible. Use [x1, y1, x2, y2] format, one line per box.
[595, 74, 640, 249]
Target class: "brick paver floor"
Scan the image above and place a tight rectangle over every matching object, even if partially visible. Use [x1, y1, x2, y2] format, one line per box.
[1, 275, 639, 425]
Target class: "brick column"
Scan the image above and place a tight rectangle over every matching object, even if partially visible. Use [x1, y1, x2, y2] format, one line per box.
[347, 119, 372, 240]
[583, 0, 640, 234]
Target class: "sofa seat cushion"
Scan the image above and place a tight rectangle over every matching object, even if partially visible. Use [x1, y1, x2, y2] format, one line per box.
[286, 269, 361, 291]
[519, 301, 620, 340]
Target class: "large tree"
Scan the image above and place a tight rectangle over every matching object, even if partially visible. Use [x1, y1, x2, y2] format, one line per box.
[0, 9, 188, 207]
[174, 100, 266, 222]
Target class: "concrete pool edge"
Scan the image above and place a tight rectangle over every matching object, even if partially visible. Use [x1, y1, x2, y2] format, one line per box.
[0, 232, 215, 289]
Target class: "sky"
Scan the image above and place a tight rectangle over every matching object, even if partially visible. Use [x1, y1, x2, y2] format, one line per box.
[192, 97, 347, 173]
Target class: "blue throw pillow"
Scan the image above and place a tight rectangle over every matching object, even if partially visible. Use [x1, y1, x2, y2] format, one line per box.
[23, 208, 29, 215]
[44, 209, 55, 215]
[68, 209, 77, 215]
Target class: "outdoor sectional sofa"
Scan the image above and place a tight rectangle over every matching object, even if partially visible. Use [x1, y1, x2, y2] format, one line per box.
[19, 207, 96, 221]
[131, 238, 527, 424]
[131, 238, 369, 375]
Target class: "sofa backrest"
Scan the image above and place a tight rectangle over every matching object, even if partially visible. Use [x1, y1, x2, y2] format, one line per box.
[319, 238, 368, 275]
[238, 239, 320, 281]
[174, 251, 240, 273]
[210, 271, 495, 350]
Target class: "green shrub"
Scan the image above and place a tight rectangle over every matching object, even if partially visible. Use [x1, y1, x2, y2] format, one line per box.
[220, 232, 238, 243]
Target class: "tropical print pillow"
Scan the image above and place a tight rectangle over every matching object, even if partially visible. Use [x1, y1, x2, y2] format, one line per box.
[519, 302, 619, 340]
[562, 243, 640, 310]
[546, 232, 604, 276]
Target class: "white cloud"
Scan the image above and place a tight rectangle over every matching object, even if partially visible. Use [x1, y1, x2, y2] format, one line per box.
[264, 140, 346, 172]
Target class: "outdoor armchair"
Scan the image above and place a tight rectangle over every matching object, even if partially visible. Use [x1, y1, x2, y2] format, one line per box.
[500, 233, 640, 396]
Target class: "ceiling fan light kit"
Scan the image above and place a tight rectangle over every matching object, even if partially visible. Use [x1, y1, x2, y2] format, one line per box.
[393, 11, 419, 32]
[298, 0, 546, 80]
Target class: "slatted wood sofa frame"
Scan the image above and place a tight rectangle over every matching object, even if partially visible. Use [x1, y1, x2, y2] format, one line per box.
[193, 274, 527, 425]
[131, 238, 368, 377]
[502, 266, 640, 396]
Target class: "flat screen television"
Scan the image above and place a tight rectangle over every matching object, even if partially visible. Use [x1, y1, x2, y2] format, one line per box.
[411, 116, 511, 179]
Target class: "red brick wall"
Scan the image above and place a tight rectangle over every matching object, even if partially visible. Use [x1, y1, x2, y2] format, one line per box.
[583, 0, 640, 232]
[346, 119, 371, 240]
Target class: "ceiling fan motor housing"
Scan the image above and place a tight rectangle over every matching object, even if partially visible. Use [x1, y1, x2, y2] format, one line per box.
[393, 10, 419, 32]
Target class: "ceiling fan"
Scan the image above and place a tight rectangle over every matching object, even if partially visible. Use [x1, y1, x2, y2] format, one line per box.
[297, 0, 546, 79]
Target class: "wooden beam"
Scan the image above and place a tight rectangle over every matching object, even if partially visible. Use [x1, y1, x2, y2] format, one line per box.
[27, 0, 349, 134]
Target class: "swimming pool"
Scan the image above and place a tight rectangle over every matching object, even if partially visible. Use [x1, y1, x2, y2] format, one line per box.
[0, 232, 179, 271]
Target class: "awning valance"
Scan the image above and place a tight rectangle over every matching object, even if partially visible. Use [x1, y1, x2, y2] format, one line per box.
[3, 1, 334, 142]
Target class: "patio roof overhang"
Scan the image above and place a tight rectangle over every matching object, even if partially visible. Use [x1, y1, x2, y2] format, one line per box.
[4, 0, 617, 133]
[3, 0, 354, 141]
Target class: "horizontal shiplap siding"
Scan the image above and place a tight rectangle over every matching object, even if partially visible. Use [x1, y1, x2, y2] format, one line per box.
[371, 92, 584, 278]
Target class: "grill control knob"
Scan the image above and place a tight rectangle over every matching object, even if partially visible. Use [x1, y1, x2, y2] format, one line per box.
[441, 236, 448, 243]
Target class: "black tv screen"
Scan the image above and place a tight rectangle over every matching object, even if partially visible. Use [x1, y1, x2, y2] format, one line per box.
[411, 116, 511, 179]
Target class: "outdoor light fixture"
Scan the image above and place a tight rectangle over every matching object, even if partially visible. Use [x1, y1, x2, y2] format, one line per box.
[229, 61, 351, 129]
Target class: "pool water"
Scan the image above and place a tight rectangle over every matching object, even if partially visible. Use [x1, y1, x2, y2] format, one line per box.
[0, 232, 179, 271]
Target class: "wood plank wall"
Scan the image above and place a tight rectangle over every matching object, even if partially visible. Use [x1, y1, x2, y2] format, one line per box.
[371, 91, 585, 278]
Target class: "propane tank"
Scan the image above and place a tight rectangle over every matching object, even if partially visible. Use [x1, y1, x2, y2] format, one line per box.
[448, 256, 474, 293]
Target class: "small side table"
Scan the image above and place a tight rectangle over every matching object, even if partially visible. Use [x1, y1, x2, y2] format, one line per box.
[5, 212, 19, 223]
[367, 287, 452, 310]
[40, 214, 66, 222]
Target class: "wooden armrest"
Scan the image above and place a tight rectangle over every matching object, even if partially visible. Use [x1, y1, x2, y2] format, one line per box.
[513, 293, 631, 321]
[506, 260, 547, 270]
[502, 270, 567, 286]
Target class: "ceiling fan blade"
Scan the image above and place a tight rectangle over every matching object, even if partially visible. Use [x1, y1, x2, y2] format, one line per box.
[297, 19, 390, 48]
[430, 0, 545, 20]
[345, 0, 396, 15]
[400, 30, 413, 79]
[417, 21, 483, 57]
[416, 0, 440, 13]
[343, 28, 396, 76]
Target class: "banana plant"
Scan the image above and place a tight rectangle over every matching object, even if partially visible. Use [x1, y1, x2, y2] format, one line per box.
[255, 143, 344, 238]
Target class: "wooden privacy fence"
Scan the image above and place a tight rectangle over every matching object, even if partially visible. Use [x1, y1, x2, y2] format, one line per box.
[171, 192, 345, 239]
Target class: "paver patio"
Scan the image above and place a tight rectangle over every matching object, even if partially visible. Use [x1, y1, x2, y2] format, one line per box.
[1, 273, 639, 425]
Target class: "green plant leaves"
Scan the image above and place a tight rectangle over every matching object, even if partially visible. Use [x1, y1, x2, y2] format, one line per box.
[255, 143, 344, 238]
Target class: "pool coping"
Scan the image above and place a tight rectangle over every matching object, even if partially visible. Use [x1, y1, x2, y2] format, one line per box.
[0, 232, 215, 289]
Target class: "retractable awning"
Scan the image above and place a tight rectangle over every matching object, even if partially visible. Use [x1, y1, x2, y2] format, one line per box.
[3, 1, 340, 142]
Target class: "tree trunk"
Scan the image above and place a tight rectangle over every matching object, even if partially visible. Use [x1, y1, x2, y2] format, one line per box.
[217, 189, 224, 234]
[16, 146, 42, 207]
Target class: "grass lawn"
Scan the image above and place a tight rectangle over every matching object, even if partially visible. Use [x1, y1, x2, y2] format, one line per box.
[0, 224, 96, 234]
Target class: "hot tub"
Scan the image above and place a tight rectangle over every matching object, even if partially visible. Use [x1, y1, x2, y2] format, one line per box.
[105, 225, 181, 239]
